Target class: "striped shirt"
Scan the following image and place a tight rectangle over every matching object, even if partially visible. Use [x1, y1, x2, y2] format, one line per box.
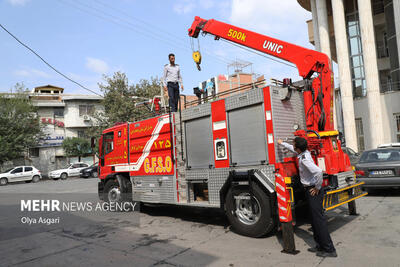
[162, 64, 182, 86]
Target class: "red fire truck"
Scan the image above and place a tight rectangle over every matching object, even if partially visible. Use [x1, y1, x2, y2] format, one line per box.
[97, 17, 366, 249]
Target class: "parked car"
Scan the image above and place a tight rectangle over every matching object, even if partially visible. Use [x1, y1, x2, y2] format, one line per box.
[355, 147, 400, 189]
[49, 162, 89, 180]
[378, 143, 400, 148]
[80, 162, 98, 178]
[0, 166, 42, 186]
[342, 146, 361, 166]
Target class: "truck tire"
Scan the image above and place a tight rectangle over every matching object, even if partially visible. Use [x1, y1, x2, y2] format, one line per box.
[104, 179, 122, 203]
[103, 179, 132, 211]
[60, 173, 68, 180]
[225, 183, 275, 237]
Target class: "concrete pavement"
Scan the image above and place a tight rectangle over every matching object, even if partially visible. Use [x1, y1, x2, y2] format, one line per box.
[0, 178, 399, 266]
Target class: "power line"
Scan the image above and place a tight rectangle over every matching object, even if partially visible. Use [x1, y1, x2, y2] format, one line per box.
[221, 39, 297, 69]
[59, 0, 231, 65]
[0, 23, 102, 97]
[93, 0, 233, 65]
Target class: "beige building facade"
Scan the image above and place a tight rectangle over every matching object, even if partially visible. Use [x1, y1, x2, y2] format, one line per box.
[298, 0, 400, 151]
[29, 85, 103, 175]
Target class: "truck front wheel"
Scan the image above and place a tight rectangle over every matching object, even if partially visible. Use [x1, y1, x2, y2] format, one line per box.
[103, 178, 133, 211]
[104, 179, 122, 203]
[225, 183, 275, 237]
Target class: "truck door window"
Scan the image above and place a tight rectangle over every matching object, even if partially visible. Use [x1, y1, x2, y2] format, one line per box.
[104, 132, 114, 154]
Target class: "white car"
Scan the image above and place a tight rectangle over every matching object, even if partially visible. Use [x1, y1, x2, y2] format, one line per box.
[0, 166, 42, 186]
[49, 162, 89, 180]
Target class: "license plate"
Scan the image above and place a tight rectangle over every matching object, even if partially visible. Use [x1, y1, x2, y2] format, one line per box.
[370, 170, 394, 177]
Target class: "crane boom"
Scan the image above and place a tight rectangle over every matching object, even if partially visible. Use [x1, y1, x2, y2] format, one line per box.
[188, 16, 334, 132]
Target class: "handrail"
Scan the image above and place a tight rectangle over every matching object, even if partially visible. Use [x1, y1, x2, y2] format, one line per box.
[184, 79, 266, 108]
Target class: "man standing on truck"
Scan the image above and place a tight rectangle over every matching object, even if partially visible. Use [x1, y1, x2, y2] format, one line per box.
[278, 137, 337, 258]
[162, 53, 184, 112]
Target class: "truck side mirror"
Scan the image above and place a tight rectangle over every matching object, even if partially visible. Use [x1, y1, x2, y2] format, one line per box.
[91, 137, 96, 148]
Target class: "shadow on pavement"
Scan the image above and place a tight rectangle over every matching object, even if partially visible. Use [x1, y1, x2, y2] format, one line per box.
[275, 201, 360, 249]
[364, 188, 400, 197]
[0, 197, 218, 266]
[140, 204, 229, 228]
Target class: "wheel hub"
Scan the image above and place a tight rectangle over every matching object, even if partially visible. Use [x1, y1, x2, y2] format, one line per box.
[234, 193, 261, 225]
[108, 187, 121, 202]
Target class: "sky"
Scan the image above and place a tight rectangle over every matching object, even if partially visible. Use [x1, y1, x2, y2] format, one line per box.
[0, 0, 314, 95]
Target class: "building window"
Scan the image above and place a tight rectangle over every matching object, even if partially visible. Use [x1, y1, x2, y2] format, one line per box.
[79, 105, 94, 116]
[346, 12, 367, 98]
[29, 148, 39, 157]
[355, 118, 365, 151]
[77, 130, 86, 139]
[53, 107, 64, 117]
[395, 113, 400, 142]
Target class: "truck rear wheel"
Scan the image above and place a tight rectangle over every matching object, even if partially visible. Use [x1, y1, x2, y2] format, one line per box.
[225, 183, 275, 237]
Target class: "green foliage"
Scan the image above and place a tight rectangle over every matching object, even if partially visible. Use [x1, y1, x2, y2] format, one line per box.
[0, 83, 43, 165]
[86, 72, 162, 139]
[62, 137, 91, 160]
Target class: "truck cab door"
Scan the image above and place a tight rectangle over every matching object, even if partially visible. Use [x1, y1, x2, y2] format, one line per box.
[99, 135, 104, 167]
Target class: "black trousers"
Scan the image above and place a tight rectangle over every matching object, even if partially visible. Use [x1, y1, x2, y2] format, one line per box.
[305, 187, 336, 252]
[167, 82, 179, 112]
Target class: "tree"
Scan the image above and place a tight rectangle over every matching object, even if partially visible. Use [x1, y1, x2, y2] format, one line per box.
[86, 72, 162, 139]
[0, 83, 43, 166]
[62, 137, 91, 162]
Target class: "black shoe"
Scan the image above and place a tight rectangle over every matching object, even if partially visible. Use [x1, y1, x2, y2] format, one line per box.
[316, 250, 337, 258]
[307, 246, 323, 253]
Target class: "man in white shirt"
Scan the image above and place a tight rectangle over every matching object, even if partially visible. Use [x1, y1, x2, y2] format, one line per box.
[278, 137, 337, 258]
[162, 53, 184, 112]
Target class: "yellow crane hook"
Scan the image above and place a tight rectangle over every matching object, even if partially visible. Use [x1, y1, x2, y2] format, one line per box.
[192, 51, 202, 71]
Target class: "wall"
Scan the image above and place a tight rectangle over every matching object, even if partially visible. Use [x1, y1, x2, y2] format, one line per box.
[354, 90, 400, 149]
[63, 101, 103, 128]
[31, 98, 103, 176]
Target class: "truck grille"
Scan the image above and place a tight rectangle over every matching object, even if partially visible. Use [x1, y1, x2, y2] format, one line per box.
[336, 171, 356, 189]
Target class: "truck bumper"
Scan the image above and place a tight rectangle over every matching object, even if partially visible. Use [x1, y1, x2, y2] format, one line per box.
[323, 182, 367, 211]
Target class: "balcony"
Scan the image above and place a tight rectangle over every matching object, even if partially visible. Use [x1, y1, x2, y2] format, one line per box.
[376, 41, 389, 58]
[372, 0, 385, 15]
[380, 81, 400, 93]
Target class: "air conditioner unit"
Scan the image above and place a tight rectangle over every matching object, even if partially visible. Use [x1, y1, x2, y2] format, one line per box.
[83, 115, 90, 121]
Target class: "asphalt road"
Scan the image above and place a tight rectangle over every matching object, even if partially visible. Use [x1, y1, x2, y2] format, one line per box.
[0, 178, 399, 267]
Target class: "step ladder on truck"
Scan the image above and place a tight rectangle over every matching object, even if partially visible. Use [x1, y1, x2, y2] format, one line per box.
[96, 16, 367, 253]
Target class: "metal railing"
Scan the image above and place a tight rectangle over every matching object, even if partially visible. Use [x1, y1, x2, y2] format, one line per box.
[380, 81, 400, 93]
[376, 41, 389, 58]
[372, 0, 385, 15]
[183, 79, 266, 108]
